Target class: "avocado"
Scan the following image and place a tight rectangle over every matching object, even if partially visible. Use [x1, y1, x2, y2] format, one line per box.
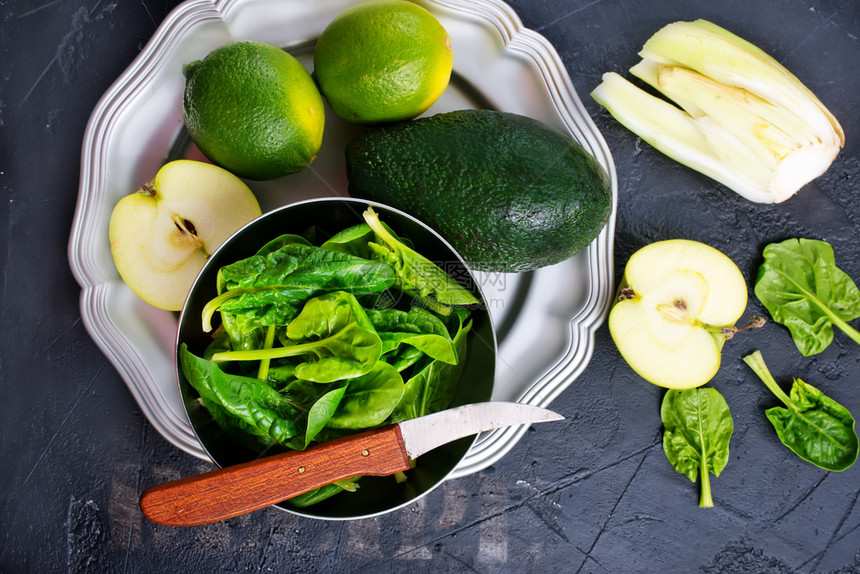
[345, 109, 612, 273]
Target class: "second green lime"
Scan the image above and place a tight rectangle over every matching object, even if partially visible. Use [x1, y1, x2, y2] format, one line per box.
[313, 0, 454, 124]
[183, 41, 325, 181]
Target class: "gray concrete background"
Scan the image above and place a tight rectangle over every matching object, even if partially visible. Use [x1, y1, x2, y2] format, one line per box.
[2, 0, 859, 571]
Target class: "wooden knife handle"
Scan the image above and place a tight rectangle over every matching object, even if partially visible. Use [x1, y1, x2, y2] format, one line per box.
[139, 424, 410, 526]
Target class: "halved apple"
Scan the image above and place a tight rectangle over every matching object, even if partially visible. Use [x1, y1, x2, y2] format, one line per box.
[608, 239, 749, 389]
[109, 159, 261, 311]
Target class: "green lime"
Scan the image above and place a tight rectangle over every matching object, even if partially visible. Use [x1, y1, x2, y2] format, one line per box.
[183, 41, 325, 180]
[313, 0, 453, 124]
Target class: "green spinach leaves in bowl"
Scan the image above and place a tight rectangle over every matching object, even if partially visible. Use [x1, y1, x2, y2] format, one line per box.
[175, 198, 496, 520]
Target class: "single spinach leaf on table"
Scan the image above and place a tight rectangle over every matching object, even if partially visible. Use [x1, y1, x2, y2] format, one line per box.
[661, 387, 733, 508]
[743, 350, 858, 471]
[754, 238, 860, 356]
[362, 207, 479, 316]
[201, 242, 395, 331]
[211, 291, 383, 383]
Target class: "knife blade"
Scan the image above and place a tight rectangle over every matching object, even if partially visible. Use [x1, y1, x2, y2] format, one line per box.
[139, 401, 563, 526]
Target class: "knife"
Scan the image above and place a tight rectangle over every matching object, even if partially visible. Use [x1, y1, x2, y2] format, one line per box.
[139, 401, 563, 526]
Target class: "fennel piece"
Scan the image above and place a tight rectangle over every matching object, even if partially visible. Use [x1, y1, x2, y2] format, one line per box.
[591, 19, 844, 203]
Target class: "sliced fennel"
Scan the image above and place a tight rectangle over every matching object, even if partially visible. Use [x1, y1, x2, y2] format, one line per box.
[591, 19, 844, 204]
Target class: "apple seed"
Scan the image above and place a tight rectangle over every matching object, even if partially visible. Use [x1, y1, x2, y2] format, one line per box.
[171, 213, 205, 249]
[656, 302, 693, 325]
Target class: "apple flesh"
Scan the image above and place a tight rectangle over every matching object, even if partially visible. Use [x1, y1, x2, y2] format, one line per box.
[109, 159, 261, 311]
[608, 239, 748, 389]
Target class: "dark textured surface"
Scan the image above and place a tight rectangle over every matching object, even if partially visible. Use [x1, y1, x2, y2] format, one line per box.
[2, 0, 860, 572]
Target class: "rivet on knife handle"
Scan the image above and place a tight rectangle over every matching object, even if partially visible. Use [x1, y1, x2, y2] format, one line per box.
[139, 425, 410, 526]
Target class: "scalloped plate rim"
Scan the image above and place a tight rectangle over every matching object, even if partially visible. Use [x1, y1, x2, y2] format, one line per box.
[68, 0, 617, 478]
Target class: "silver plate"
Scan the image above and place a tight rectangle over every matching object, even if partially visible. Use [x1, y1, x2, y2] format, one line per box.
[68, 0, 617, 477]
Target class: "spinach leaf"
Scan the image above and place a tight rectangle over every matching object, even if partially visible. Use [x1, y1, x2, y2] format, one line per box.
[306, 386, 348, 444]
[180, 344, 302, 445]
[367, 307, 458, 364]
[320, 223, 376, 259]
[214, 234, 313, 295]
[327, 362, 405, 429]
[220, 311, 268, 353]
[201, 242, 395, 331]
[390, 315, 472, 423]
[265, 363, 296, 391]
[363, 207, 479, 315]
[754, 238, 860, 356]
[203, 399, 276, 450]
[212, 237, 309, 351]
[184, 344, 354, 450]
[253, 233, 314, 256]
[288, 477, 361, 508]
[203, 330, 231, 361]
[211, 291, 383, 383]
[743, 350, 858, 471]
[321, 221, 416, 257]
[184, 210, 479, 508]
[661, 387, 733, 508]
[280, 379, 349, 448]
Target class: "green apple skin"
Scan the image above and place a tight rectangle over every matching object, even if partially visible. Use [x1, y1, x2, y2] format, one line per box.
[109, 159, 261, 311]
[608, 239, 748, 389]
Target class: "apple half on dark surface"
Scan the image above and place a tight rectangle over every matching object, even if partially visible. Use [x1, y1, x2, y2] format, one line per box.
[109, 160, 261, 311]
[609, 239, 748, 389]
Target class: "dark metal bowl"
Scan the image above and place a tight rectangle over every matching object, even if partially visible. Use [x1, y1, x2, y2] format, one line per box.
[175, 197, 496, 520]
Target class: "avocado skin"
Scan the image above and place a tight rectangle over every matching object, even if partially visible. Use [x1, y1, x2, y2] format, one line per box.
[345, 109, 612, 273]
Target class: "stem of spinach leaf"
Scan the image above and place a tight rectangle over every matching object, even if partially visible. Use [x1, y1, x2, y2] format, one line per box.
[829, 314, 860, 346]
[211, 340, 323, 363]
[742, 351, 793, 407]
[202, 289, 248, 332]
[697, 400, 713, 508]
[699, 444, 713, 508]
[332, 479, 357, 493]
[256, 324, 277, 381]
[778, 269, 860, 346]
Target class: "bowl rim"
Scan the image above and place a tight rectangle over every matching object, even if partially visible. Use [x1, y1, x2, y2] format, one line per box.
[173, 196, 498, 520]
